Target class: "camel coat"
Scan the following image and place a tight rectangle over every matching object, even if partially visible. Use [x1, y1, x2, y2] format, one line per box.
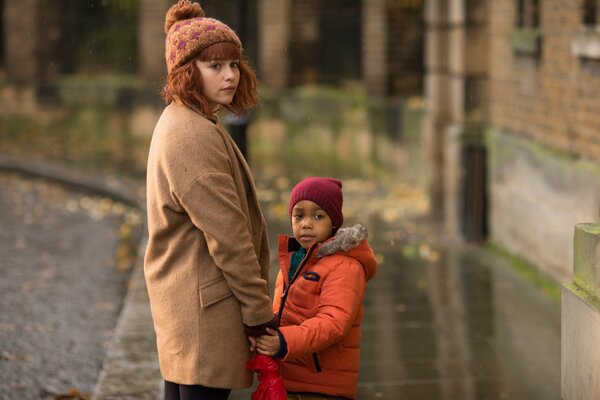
[144, 101, 274, 387]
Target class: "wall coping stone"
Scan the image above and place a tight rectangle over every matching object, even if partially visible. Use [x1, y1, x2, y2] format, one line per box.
[573, 223, 600, 300]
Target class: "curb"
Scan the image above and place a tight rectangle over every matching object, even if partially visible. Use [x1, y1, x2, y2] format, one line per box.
[0, 156, 161, 400]
[0, 155, 141, 208]
[92, 235, 162, 400]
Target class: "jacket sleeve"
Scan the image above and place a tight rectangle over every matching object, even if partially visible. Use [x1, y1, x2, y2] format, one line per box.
[279, 260, 366, 360]
[173, 125, 273, 327]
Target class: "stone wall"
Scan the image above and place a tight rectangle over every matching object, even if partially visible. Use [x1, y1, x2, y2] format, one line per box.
[487, 0, 600, 280]
[488, 130, 600, 282]
[250, 87, 426, 182]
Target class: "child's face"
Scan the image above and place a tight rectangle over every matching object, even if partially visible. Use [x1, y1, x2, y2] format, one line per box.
[291, 200, 334, 250]
[196, 58, 240, 111]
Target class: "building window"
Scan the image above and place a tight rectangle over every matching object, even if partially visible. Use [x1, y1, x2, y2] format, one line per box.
[0, 0, 4, 68]
[572, 0, 600, 62]
[517, 0, 539, 28]
[583, 0, 597, 26]
[510, 0, 541, 56]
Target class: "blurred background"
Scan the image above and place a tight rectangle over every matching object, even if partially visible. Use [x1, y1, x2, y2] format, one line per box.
[1, 0, 600, 399]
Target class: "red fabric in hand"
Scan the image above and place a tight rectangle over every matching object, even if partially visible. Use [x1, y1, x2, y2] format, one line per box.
[246, 354, 287, 400]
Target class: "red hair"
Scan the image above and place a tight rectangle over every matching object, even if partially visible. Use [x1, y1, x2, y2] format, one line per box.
[162, 42, 259, 117]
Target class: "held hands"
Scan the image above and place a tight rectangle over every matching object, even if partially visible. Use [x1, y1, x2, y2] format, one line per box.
[253, 328, 280, 357]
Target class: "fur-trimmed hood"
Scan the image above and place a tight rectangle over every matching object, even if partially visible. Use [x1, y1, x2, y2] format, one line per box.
[279, 224, 378, 282]
[317, 224, 377, 281]
[316, 223, 368, 258]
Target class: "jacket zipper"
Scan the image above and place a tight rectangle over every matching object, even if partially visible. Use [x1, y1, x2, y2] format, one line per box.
[278, 244, 322, 373]
[277, 244, 317, 322]
[312, 352, 322, 373]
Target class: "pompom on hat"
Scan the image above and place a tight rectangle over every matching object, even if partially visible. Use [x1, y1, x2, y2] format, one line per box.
[164, 0, 242, 73]
[289, 177, 344, 229]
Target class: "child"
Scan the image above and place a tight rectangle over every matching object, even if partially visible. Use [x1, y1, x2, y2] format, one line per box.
[255, 177, 378, 400]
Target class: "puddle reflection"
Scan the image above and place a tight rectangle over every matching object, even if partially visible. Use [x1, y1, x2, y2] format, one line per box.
[358, 244, 560, 400]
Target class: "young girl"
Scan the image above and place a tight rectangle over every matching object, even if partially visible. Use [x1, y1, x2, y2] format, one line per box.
[144, 1, 276, 399]
[255, 177, 378, 400]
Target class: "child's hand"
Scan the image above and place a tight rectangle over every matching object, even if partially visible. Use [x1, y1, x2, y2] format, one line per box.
[255, 328, 280, 356]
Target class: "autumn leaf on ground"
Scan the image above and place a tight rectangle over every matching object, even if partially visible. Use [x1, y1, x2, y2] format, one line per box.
[53, 388, 90, 400]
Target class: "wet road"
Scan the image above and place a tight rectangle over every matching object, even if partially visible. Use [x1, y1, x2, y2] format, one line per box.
[0, 172, 142, 400]
[356, 240, 560, 400]
[0, 169, 560, 400]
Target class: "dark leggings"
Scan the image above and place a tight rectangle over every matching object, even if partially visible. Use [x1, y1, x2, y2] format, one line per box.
[164, 380, 231, 400]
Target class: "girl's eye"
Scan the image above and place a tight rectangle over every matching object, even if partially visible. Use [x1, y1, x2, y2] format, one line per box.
[315, 214, 323, 220]
[231, 62, 239, 69]
[210, 63, 221, 70]
[293, 214, 302, 220]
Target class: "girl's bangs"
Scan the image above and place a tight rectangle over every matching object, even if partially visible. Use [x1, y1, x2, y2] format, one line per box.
[198, 42, 241, 61]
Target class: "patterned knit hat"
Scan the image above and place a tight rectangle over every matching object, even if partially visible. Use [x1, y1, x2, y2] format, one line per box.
[289, 177, 344, 228]
[164, 0, 242, 74]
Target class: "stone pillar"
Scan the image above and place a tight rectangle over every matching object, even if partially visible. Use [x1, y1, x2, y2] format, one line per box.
[258, 0, 291, 90]
[4, 0, 72, 82]
[424, 0, 448, 219]
[362, 0, 387, 97]
[424, 0, 489, 240]
[139, 0, 170, 86]
[289, 0, 320, 85]
[562, 223, 600, 399]
[4, 0, 40, 83]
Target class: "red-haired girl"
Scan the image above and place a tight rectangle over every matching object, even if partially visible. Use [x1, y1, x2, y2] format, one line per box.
[144, 2, 276, 399]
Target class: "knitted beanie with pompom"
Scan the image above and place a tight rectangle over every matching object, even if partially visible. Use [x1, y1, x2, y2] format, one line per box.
[164, 0, 241, 73]
[289, 177, 344, 229]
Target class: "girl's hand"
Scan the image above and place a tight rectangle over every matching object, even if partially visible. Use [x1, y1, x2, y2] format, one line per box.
[255, 328, 280, 356]
[248, 336, 257, 352]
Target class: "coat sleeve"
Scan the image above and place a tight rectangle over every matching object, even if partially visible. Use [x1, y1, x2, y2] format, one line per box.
[171, 124, 273, 327]
[279, 260, 366, 360]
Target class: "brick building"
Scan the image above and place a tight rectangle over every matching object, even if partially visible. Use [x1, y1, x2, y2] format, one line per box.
[426, 0, 600, 281]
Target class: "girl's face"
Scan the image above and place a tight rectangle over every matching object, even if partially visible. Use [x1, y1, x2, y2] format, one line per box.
[291, 200, 334, 250]
[195, 58, 240, 111]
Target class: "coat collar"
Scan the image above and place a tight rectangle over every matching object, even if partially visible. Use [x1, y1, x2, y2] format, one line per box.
[172, 96, 219, 123]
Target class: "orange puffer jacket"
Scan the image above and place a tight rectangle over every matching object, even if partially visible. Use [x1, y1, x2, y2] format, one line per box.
[273, 224, 378, 399]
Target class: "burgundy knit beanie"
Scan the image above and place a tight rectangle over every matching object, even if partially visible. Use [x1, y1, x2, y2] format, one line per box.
[289, 177, 344, 228]
[164, 0, 242, 74]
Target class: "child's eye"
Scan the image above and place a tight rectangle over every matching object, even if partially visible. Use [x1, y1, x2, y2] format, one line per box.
[293, 214, 302, 220]
[315, 214, 324, 220]
[230, 61, 239, 69]
[210, 63, 221, 70]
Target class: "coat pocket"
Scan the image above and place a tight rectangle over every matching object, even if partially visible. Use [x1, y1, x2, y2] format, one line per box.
[199, 277, 234, 309]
